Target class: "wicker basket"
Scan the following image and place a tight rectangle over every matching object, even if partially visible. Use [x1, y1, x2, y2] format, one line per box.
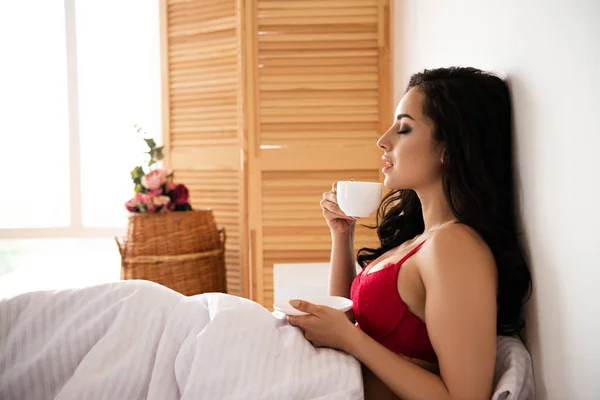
[115, 209, 226, 296]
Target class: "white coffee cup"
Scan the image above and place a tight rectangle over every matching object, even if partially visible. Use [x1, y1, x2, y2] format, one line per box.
[336, 181, 383, 218]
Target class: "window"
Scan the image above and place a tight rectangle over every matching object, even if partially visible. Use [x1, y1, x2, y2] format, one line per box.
[0, 0, 160, 294]
[0, 1, 71, 229]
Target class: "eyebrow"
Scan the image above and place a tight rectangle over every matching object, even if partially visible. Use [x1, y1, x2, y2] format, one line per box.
[396, 113, 415, 121]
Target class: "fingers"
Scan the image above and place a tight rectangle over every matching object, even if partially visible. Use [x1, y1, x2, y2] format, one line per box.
[286, 301, 318, 328]
[304, 331, 320, 347]
[321, 181, 357, 224]
[287, 314, 313, 329]
[289, 300, 320, 314]
[320, 198, 341, 214]
[299, 326, 320, 347]
[320, 199, 356, 221]
[287, 316, 322, 347]
[326, 179, 352, 200]
[322, 190, 336, 202]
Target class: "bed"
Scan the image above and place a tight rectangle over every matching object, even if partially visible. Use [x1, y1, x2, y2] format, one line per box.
[0, 280, 363, 399]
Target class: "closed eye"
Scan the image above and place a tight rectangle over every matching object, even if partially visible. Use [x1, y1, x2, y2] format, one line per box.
[397, 128, 411, 134]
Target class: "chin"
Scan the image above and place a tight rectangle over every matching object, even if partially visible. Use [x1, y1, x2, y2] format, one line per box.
[383, 174, 402, 190]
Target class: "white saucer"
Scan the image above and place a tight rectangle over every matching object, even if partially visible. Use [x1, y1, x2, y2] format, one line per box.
[273, 296, 353, 316]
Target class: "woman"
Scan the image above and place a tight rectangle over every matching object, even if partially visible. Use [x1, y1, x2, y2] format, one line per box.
[287, 67, 532, 400]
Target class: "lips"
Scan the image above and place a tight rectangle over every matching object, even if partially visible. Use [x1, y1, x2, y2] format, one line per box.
[382, 156, 393, 173]
[382, 156, 394, 167]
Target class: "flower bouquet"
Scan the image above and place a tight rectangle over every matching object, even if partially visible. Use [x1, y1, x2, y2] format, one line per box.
[124, 125, 192, 213]
[125, 168, 192, 213]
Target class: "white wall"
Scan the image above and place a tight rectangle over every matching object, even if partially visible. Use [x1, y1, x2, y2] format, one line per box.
[392, 1, 600, 398]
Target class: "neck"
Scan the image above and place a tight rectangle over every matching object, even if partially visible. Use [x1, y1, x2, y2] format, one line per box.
[415, 181, 456, 232]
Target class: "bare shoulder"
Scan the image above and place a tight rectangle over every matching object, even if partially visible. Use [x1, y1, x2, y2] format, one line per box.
[418, 223, 497, 288]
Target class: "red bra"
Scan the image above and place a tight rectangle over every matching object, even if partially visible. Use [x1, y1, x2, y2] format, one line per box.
[350, 241, 437, 363]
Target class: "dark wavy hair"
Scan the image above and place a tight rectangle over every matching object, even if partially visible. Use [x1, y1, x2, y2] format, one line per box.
[357, 66, 532, 335]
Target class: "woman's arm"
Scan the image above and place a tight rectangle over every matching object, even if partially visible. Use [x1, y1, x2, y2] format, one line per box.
[289, 226, 498, 400]
[328, 231, 356, 298]
[319, 182, 358, 299]
[346, 227, 498, 400]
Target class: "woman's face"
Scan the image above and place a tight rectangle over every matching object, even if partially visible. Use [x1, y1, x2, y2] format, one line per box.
[377, 88, 445, 190]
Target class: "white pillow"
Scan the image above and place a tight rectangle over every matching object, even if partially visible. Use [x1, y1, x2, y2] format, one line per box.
[492, 335, 535, 400]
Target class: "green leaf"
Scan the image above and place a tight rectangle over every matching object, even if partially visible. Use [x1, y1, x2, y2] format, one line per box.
[130, 166, 145, 187]
[144, 138, 156, 149]
[154, 147, 164, 161]
[130, 165, 145, 179]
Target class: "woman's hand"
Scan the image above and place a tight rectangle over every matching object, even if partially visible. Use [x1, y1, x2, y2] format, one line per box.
[321, 182, 357, 236]
[287, 300, 358, 352]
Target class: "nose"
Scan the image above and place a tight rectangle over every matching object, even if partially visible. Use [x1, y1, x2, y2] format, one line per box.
[377, 129, 391, 151]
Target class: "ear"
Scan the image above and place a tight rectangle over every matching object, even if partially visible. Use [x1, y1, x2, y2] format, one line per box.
[439, 146, 447, 164]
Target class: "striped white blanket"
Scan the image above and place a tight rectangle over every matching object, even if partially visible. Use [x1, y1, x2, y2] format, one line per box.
[0, 280, 363, 400]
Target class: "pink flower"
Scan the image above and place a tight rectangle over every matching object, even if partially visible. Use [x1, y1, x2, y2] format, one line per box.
[141, 192, 157, 213]
[174, 184, 189, 205]
[153, 195, 171, 207]
[125, 193, 143, 212]
[141, 192, 154, 204]
[141, 169, 168, 190]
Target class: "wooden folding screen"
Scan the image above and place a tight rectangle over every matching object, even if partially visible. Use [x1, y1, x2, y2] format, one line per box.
[161, 0, 391, 306]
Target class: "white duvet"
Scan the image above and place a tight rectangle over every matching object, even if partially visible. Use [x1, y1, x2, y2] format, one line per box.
[0, 280, 363, 400]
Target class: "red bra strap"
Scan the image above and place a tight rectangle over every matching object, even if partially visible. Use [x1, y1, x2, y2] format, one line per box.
[360, 239, 428, 276]
[396, 239, 427, 266]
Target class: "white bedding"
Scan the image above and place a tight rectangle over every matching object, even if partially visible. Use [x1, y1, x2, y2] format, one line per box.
[0, 280, 363, 400]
